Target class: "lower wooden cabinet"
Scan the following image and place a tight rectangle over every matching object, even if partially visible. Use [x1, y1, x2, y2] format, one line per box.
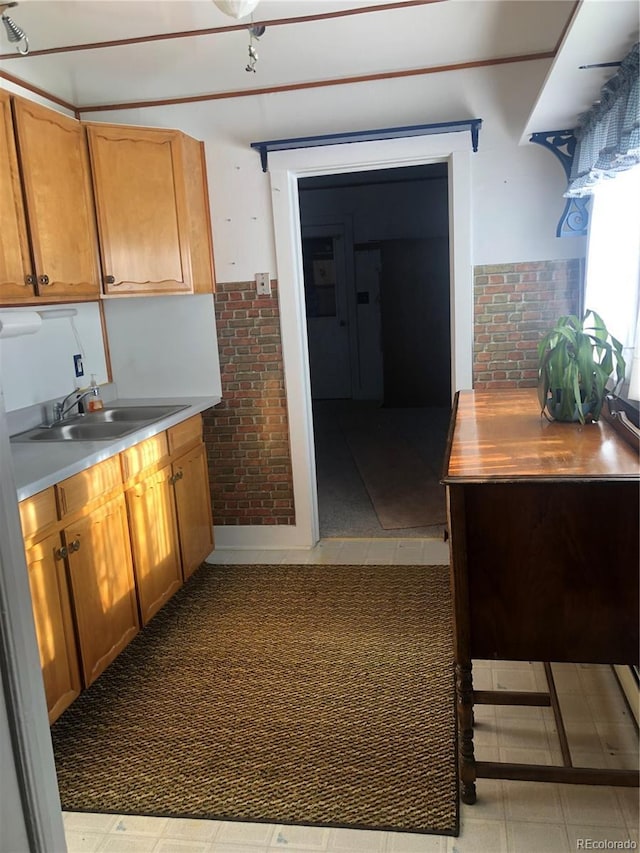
[25, 531, 81, 724]
[63, 493, 139, 687]
[19, 412, 214, 718]
[126, 464, 183, 626]
[173, 442, 214, 580]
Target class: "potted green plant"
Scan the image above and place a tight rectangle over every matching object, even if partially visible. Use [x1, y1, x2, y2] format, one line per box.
[537, 310, 626, 424]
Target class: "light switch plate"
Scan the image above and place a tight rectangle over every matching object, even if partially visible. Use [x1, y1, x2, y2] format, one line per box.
[255, 272, 271, 295]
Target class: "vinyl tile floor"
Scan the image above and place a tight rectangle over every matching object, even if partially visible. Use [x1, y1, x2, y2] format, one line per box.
[63, 540, 639, 853]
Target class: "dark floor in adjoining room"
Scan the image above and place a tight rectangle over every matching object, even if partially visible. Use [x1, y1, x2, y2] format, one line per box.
[312, 400, 451, 539]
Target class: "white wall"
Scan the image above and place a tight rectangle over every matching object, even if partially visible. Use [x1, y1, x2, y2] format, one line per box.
[103, 294, 222, 399]
[0, 302, 108, 412]
[0, 57, 583, 420]
[1, 53, 584, 407]
[473, 142, 578, 265]
[0, 295, 222, 412]
[82, 57, 586, 283]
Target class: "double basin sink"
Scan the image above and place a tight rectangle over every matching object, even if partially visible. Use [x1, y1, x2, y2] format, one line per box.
[12, 404, 189, 443]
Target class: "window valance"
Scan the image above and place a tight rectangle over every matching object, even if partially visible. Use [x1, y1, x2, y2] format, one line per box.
[565, 42, 639, 198]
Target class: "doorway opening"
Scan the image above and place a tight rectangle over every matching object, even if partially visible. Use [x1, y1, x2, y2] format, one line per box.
[299, 164, 451, 539]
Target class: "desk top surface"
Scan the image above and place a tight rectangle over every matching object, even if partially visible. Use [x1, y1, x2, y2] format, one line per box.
[443, 389, 640, 482]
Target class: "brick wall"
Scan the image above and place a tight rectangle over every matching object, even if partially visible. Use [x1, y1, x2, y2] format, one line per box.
[203, 280, 295, 525]
[204, 262, 581, 524]
[473, 259, 581, 390]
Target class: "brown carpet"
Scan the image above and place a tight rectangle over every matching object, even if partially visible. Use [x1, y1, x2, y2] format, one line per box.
[52, 563, 458, 836]
[344, 430, 447, 529]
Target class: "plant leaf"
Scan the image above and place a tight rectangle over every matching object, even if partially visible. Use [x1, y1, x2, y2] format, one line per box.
[538, 308, 628, 422]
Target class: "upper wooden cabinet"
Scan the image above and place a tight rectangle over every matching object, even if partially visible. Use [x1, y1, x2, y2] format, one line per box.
[9, 96, 101, 302]
[0, 91, 34, 302]
[180, 133, 216, 295]
[85, 122, 215, 296]
[0, 95, 215, 304]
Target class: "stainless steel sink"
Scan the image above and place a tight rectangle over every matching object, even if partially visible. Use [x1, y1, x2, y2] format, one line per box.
[13, 421, 140, 442]
[85, 404, 188, 423]
[11, 404, 189, 442]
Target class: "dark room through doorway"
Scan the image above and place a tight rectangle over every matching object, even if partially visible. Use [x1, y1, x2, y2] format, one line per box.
[298, 163, 452, 539]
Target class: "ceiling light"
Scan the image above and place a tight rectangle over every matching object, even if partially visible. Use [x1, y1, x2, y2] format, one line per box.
[0, 1, 28, 54]
[213, 0, 260, 19]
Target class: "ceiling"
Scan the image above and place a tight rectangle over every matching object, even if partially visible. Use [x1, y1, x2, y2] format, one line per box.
[0, 0, 637, 137]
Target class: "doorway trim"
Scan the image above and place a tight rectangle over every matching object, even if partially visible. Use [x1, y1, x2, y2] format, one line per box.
[269, 134, 474, 549]
[0, 385, 67, 851]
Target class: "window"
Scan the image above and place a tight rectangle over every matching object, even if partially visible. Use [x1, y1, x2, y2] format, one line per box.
[583, 165, 640, 417]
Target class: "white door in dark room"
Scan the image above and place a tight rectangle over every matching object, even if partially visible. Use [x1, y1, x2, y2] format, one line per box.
[302, 224, 352, 399]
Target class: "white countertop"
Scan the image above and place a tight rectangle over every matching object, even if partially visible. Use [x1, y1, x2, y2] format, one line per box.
[10, 396, 221, 502]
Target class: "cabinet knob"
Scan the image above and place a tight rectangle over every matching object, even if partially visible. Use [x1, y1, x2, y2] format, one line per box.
[104, 275, 115, 285]
[176, 470, 184, 481]
[25, 274, 36, 286]
[69, 538, 81, 552]
[38, 274, 50, 286]
[55, 546, 68, 560]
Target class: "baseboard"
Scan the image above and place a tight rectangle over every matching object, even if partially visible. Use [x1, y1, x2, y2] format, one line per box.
[210, 525, 451, 564]
[212, 525, 316, 550]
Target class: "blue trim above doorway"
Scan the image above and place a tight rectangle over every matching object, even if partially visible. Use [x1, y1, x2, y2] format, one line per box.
[251, 119, 483, 172]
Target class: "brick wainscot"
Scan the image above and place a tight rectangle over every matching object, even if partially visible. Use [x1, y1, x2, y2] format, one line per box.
[473, 259, 581, 390]
[203, 280, 295, 526]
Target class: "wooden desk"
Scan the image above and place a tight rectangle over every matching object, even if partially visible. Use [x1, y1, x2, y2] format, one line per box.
[442, 389, 640, 804]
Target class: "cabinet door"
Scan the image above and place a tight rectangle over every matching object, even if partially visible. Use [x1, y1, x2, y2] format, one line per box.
[12, 98, 100, 301]
[64, 494, 139, 687]
[25, 532, 81, 724]
[180, 133, 215, 294]
[173, 443, 214, 580]
[86, 123, 192, 295]
[126, 466, 183, 625]
[0, 92, 34, 303]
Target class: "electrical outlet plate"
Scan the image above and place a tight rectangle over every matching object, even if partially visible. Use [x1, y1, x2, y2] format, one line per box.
[255, 272, 271, 295]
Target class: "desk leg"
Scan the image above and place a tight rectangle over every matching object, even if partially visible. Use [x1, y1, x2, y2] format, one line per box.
[456, 660, 476, 804]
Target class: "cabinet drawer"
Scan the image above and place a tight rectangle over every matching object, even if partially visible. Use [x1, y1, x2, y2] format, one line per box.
[121, 432, 169, 481]
[56, 456, 122, 518]
[168, 414, 202, 455]
[19, 487, 57, 541]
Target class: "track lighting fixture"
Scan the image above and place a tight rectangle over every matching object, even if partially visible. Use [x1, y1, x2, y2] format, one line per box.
[0, 1, 28, 54]
[212, 0, 265, 73]
[245, 24, 265, 73]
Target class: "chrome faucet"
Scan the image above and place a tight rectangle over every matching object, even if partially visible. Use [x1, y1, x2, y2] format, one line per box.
[53, 387, 99, 423]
